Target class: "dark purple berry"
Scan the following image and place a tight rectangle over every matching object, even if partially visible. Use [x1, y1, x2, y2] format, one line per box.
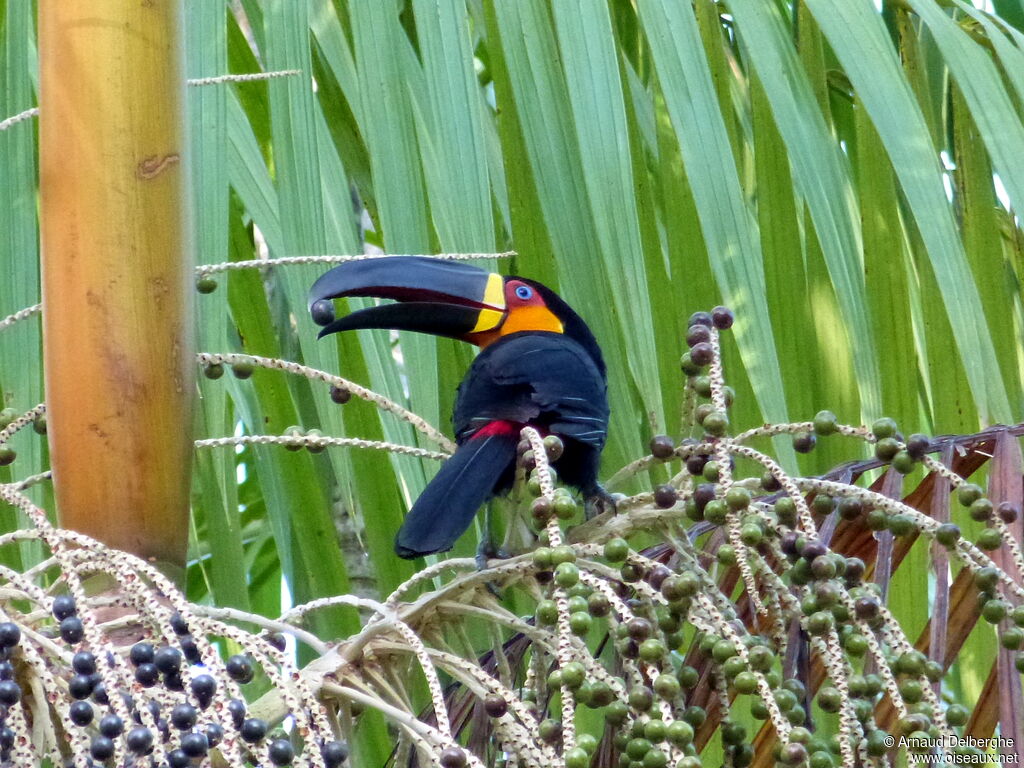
[180, 634, 201, 664]
[0, 681, 20, 706]
[654, 484, 677, 509]
[72, 651, 96, 675]
[190, 674, 217, 709]
[265, 632, 288, 651]
[129, 642, 155, 666]
[330, 386, 351, 404]
[802, 541, 827, 561]
[167, 748, 191, 768]
[68, 700, 94, 726]
[91, 683, 109, 706]
[134, 663, 159, 687]
[127, 726, 154, 755]
[0, 728, 12, 749]
[311, 300, 335, 327]
[685, 324, 711, 348]
[227, 699, 246, 728]
[792, 432, 816, 454]
[0, 662, 14, 681]
[688, 311, 713, 328]
[69, 674, 95, 700]
[180, 731, 209, 758]
[649, 434, 675, 459]
[484, 694, 508, 717]
[153, 646, 182, 674]
[169, 613, 189, 636]
[170, 703, 197, 730]
[906, 433, 930, 459]
[711, 306, 734, 330]
[240, 718, 267, 743]
[0, 624, 20, 648]
[99, 714, 124, 738]
[226, 654, 254, 683]
[90, 735, 115, 761]
[164, 670, 185, 692]
[269, 738, 296, 765]
[999, 502, 1020, 524]
[59, 616, 84, 644]
[52, 595, 76, 620]
[690, 342, 714, 367]
[440, 746, 467, 768]
[205, 723, 224, 747]
[322, 741, 349, 768]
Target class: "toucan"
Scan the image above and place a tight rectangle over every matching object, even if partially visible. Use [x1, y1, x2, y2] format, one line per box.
[308, 256, 610, 560]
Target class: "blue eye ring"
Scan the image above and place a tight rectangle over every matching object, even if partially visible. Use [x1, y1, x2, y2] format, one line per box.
[514, 284, 533, 300]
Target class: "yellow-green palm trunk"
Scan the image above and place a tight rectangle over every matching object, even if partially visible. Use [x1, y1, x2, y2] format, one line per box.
[38, 1, 193, 574]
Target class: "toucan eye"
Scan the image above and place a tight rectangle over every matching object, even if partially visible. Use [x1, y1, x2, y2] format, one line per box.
[514, 285, 533, 301]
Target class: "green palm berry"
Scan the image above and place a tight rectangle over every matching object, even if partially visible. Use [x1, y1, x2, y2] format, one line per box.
[809, 751, 834, 768]
[739, 524, 763, 547]
[693, 376, 713, 397]
[704, 500, 728, 525]
[539, 718, 562, 742]
[896, 650, 926, 676]
[563, 748, 589, 768]
[569, 612, 592, 636]
[605, 701, 629, 726]
[733, 672, 758, 695]
[203, 362, 225, 380]
[945, 704, 969, 727]
[639, 639, 666, 663]
[974, 566, 1000, 591]
[810, 494, 832, 516]
[231, 361, 255, 379]
[1001, 628, 1024, 650]
[957, 483, 984, 507]
[0, 448, 15, 467]
[864, 730, 888, 757]
[722, 656, 746, 680]
[888, 514, 915, 536]
[818, 686, 842, 713]
[712, 640, 738, 663]
[865, 508, 888, 530]
[626, 739, 652, 760]
[536, 600, 558, 625]
[677, 665, 699, 689]
[702, 460, 720, 483]
[721, 721, 746, 746]
[969, 498, 994, 522]
[567, 595, 588, 613]
[682, 706, 706, 727]
[551, 546, 576, 564]
[666, 721, 694, 746]
[196, 276, 218, 294]
[629, 687, 654, 711]
[716, 545, 737, 566]
[871, 417, 898, 439]
[874, 437, 900, 461]
[643, 751, 668, 768]
[554, 494, 577, 519]
[644, 719, 668, 742]
[892, 450, 915, 475]
[703, 412, 728, 437]
[653, 674, 680, 700]
[604, 538, 629, 562]
[935, 523, 961, 548]
[899, 679, 923, 704]
[680, 353, 702, 377]
[533, 547, 554, 568]
[562, 662, 586, 689]
[554, 562, 580, 588]
[576, 734, 598, 755]
[977, 528, 1002, 550]
[982, 599, 1008, 624]
[844, 634, 868, 657]
[750, 700, 769, 720]
[747, 646, 774, 672]
[726, 487, 751, 510]
[813, 411, 838, 435]
[775, 497, 797, 526]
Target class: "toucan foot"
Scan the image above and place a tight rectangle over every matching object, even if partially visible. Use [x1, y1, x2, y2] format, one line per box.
[584, 484, 617, 520]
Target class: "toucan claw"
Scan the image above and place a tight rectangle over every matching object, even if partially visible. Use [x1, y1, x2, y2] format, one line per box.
[585, 484, 617, 521]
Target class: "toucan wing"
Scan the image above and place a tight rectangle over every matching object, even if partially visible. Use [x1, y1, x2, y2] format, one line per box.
[453, 333, 609, 449]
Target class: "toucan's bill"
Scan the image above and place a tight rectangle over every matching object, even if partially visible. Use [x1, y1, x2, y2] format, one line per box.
[308, 257, 506, 341]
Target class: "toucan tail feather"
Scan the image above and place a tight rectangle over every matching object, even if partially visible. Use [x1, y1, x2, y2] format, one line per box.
[395, 429, 518, 559]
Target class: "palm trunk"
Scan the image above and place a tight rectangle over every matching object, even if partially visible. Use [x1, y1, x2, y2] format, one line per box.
[38, 1, 193, 577]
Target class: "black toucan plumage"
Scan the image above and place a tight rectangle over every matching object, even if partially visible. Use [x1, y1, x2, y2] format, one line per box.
[309, 256, 609, 559]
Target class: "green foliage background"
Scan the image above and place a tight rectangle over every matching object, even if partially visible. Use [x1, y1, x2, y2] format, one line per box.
[2, 0, 1023, 762]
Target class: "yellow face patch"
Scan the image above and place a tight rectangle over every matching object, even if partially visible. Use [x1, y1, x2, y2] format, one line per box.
[469, 273, 506, 334]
